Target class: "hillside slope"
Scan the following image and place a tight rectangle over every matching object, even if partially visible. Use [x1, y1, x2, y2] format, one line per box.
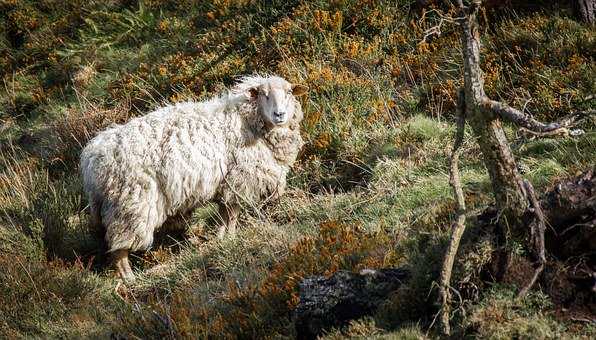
[1, 0, 594, 338]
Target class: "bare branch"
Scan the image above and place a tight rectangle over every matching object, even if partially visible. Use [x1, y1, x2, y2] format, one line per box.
[484, 98, 594, 139]
[516, 127, 574, 140]
[517, 180, 547, 299]
[481, 98, 566, 133]
[418, 8, 460, 44]
[420, 17, 446, 44]
[438, 88, 467, 336]
[451, 90, 467, 214]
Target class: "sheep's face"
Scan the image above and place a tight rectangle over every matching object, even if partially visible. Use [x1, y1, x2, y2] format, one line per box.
[250, 80, 308, 127]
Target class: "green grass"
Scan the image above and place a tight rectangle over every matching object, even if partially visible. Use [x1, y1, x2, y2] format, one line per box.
[1, 0, 595, 338]
[464, 286, 575, 340]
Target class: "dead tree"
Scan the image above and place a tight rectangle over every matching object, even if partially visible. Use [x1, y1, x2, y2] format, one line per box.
[436, 0, 580, 335]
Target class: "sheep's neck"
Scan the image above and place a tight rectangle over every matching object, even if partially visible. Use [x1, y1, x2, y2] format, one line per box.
[236, 109, 302, 166]
[263, 127, 302, 166]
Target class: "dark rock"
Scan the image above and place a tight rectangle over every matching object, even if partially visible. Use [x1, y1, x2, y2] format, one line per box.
[294, 268, 409, 340]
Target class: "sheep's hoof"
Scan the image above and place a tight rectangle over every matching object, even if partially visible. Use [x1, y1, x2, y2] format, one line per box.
[118, 269, 136, 284]
[112, 249, 135, 284]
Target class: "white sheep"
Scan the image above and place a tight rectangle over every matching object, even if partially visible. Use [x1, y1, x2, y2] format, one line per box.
[80, 75, 307, 282]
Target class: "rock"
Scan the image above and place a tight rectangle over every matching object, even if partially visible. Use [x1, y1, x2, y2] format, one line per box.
[294, 268, 409, 340]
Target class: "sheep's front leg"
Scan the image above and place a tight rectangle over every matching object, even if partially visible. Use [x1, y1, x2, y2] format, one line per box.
[112, 249, 135, 283]
[217, 203, 239, 239]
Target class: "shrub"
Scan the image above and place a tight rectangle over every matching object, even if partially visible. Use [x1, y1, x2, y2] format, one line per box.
[116, 221, 393, 338]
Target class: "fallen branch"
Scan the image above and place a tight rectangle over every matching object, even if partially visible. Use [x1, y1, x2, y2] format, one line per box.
[438, 88, 467, 336]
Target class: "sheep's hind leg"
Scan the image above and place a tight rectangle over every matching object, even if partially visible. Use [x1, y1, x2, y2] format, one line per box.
[88, 198, 105, 239]
[216, 203, 239, 239]
[112, 249, 135, 283]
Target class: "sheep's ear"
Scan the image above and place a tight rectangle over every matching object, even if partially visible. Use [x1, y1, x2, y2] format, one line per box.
[248, 88, 259, 100]
[292, 84, 308, 96]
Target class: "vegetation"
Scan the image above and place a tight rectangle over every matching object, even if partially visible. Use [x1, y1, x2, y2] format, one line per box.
[1, 0, 594, 338]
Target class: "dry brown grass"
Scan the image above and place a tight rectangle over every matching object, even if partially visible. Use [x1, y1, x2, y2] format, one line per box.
[46, 102, 131, 167]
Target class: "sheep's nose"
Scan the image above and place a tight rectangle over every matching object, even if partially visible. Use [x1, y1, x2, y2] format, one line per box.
[274, 111, 285, 119]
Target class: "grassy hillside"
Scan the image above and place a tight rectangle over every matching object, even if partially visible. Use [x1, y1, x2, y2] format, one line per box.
[1, 0, 594, 338]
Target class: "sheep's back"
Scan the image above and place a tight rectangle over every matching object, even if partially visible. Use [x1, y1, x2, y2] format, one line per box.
[80, 103, 236, 215]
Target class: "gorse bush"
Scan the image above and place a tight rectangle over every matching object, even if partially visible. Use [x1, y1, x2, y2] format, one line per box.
[115, 221, 393, 338]
[0, 0, 594, 338]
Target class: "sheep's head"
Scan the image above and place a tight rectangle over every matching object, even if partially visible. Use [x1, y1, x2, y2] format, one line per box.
[245, 77, 308, 128]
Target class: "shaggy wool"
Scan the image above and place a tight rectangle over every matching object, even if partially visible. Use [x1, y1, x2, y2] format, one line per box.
[80, 75, 304, 252]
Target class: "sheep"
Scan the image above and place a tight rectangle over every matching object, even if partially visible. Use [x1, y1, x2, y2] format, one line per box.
[80, 75, 307, 282]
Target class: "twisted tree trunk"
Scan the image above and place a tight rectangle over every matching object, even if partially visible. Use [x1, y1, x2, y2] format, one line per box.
[437, 0, 573, 335]
[438, 3, 526, 333]
[458, 1, 528, 232]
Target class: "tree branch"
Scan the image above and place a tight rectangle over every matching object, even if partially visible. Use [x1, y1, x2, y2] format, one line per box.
[483, 99, 595, 139]
[481, 98, 566, 133]
[517, 180, 547, 299]
[438, 88, 467, 336]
